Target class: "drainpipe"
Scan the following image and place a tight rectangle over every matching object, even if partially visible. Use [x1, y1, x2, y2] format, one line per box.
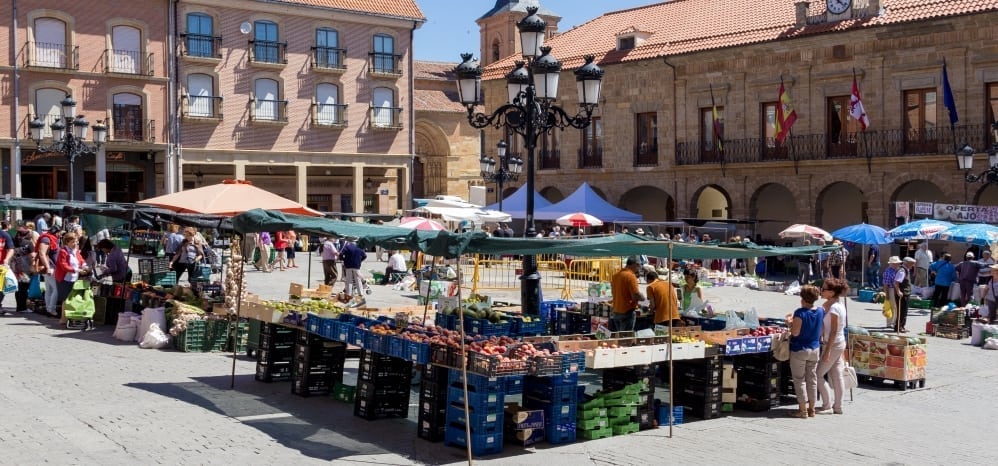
[664, 55, 678, 217]
[167, 0, 180, 193]
[407, 21, 418, 210]
[10, 0, 22, 206]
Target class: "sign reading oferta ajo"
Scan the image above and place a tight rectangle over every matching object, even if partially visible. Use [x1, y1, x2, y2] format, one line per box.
[933, 203, 998, 223]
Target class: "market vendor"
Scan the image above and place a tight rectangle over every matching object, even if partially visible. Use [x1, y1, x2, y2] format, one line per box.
[646, 271, 680, 326]
[380, 250, 408, 285]
[95, 239, 129, 282]
[610, 256, 644, 331]
[681, 269, 704, 312]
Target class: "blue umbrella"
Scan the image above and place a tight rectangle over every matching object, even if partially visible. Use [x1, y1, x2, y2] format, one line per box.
[888, 219, 954, 239]
[830, 223, 891, 245]
[933, 223, 998, 246]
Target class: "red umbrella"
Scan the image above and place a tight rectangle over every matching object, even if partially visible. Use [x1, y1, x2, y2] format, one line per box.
[556, 212, 604, 228]
[398, 216, 446, 231]
[139, 179, 322, 216]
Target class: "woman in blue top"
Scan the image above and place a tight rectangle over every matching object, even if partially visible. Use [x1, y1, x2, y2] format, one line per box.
[785, 284, 824, 418]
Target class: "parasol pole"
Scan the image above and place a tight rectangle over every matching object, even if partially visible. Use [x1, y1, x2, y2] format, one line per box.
[861, 244, 866, 289]
[453, 256, 472, 465]
[668, 240, 674, 438]
[230, 234, 246, 389]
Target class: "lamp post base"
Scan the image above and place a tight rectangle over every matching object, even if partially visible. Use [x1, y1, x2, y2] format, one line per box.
[520, 254, 540, 315]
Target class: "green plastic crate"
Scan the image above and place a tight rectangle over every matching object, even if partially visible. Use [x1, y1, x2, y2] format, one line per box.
[577, 407, 608, 420]
[576, 417, 608, 431]
[578, 427, 613, 440]
[601, 393, 640, 407]
[611, 423, 639, 436]
[608, 406, 637, 418]
[579, 397, 605, 410]
[609, 415, 632, 426]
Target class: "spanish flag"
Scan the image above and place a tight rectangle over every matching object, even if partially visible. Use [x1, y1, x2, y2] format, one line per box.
[775, 80, 797, 144]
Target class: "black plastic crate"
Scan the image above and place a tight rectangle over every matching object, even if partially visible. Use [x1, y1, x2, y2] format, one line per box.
[360, 349, 410, 365]
[417, 412, 446, 442]
[257, 348, 295, 364]
[676, 392, 722, 420]
[421, 379, 448, 402]
[259, 333, 296, 351]
[357, 379, 412, 400]
[732, 354, 781, 377]
[358, 362, 413, 383]
[291, 377, 334, 397]
[423, 364, 450, 383]
[260, 322, 297, 338]
[737, 373, 780, 396]
[674, 356, 722, 372]
[676, 381, 722, 400]
[674, 366, 722, 386]
[633, 407, 657, 430]
[354, 395, 410, 420]
[255, 363, 293, 383]
[420, 397, 448, 419]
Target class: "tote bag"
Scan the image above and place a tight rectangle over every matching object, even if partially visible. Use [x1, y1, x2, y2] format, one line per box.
[772, 331, 791, 362]
[27, 274, 43, 300]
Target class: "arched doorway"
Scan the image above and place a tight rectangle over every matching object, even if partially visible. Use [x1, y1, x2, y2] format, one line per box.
[619, 186, 675, 221]
[750, 183, 797, 243]
[540, 186, 564, 203]
[971, 183, 998, 206]
[414, 120, 451, 198]
[891, 180, 945, 227]
[691, 185, 731, 219]
[816, 181, 864, 231]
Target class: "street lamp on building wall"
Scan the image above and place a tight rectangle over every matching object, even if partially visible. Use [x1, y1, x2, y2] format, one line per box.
[453, 5, 604, 314]
[481, 141, 523, 211]
[28, 94, 107, 201]
[956, 122, 998, 185]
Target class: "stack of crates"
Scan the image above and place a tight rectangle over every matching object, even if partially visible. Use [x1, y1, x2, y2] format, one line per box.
[354, 350, 412, 420]
[443, 371, 505, 456]
[417, 365, 449, 442]
[255, 323, 296, 382]
[778, 359, 795, 402]
[523, 373, 578, 444]
[598, 382, 642, 436]
[673, 355, 723, 419]
[292, 331, 346, 397]
[576, 395, 611, 440]
[733, 352, 782, 411]
[556, 310, 591, 335]
[603, 364, 657, 430]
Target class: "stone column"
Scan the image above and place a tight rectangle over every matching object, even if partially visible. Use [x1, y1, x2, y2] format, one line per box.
[397, 164, 410, 213]
[296, 164, 308, 206]
[95, 146, 107, 202]
[234, 162, 246, 181]
[352, 164, 364, 219]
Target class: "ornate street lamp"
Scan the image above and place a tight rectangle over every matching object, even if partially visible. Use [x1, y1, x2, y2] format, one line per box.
[481, 141, 523, 212]
[28, 94, 106, 201]
[454, 5, 604, 314]
[957, 122, 998, 185]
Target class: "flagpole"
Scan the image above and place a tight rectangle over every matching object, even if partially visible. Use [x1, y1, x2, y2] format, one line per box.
[710, 84, 725, 176]
[942, 58, 960, 153]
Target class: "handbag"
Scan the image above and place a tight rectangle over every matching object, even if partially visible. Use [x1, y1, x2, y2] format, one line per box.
[773, 331, 791, 362]
[882, 299, 893, 319]
[28, 274, 43, 300]
[2, 266, 17, 294]
[843, 363, 859, 390]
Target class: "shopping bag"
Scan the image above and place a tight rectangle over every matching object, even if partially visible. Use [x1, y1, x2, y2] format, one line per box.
[2, 266, 16, 294]
[28, 274, 43, 300]
[772, 332, 791, 362]
[948, 284, 962, 302]
[881, 300, 893, 320]
[63, 280, 95, 317]
[843, 363, 859, 390]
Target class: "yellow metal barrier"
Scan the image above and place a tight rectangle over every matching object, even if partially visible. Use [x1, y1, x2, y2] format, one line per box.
[562, 258, 623, 299]
[469, 254, 568, 296]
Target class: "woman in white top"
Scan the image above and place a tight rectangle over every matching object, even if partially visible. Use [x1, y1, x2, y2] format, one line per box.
[816, 277, 848, 415]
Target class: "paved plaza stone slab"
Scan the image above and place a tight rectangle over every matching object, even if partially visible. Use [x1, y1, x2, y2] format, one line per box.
[0, 253, 991, 464]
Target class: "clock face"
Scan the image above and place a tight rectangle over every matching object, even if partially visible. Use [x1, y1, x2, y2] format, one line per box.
[826, 0, 852, 15]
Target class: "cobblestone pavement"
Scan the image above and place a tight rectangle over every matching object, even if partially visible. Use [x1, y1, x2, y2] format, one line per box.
[0, 253, 992, 464]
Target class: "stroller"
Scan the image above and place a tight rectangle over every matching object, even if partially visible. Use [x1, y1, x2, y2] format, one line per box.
[63, 279, 96, 331]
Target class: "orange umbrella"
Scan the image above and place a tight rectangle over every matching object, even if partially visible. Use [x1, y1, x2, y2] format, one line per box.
[139, 179, 322, 217]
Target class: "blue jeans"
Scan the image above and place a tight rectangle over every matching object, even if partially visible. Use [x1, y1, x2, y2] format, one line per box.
[610, 310, 636, 332]
[866, 263, 881, 288]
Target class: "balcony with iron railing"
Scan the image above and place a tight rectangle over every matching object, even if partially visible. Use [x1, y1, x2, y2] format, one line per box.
[538, 149, 561, 170]
[312, 46, 346, 71]
[249, 40, 287, 65]
[24, 42, 79, 70]
[634, 142, 658, 167]
[103, 49, 153, 75]
[369, 106, 403, 129]
[181, 95, 223, 120]
[250, 99, 288, 123]
[368, 52, 402, 77]
[578, 147, 603, 169]
[110, 117, 155, 143]
[312, 103, 348, 127]
[181, 33, 222, 59]
[675, 124, 992, 166]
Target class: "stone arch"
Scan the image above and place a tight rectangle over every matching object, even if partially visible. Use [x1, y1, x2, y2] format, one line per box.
[540, 186, 563, 203]
[972, 184, 998, 206]
[414, 119, 450, 198]
[815, 181, 864, 232]
[749, 182, 797, 243]
[889, 179, 946, 227]
[589, 185, 606, 199]
[619, 185, 675, 221]
[690, 184, 732, 219]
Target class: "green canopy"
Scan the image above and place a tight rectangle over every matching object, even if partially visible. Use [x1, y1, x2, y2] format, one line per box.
[232, 209, 837, 259]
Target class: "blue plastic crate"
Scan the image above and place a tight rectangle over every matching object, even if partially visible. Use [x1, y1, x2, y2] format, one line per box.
[657, 404, 684, 425]
[448, 371, 504, 393]
[858, 289, 876, 303]
[364, 332, 389, 354]
[540, 300, 575, 322]
[435, 312, 457, 330]
[545, 422, 577, 445]
[388, 336, 406, 359]
[445, 404, 504, 433]
[350, 326, 368, 348]
[524, 383, 578, 405]
[447, 386, 505, 410]
[504, 375, 524, 395]
[561, 352, 586, 374]
[524, 397, 577, 426]
[512, 317, 548, 336]
[444, 427, 503, 456]
[407, 340, 431, 365]
[465, 318, 512, 337]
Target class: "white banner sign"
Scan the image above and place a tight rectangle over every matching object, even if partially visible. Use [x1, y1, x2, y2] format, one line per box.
[913, 202, 933, 216]
[933, 203, 998, 223]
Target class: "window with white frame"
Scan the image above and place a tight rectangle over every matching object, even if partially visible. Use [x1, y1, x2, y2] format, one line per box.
[187, 73, 215, 117]
[34, 18, 67, 68]
[34, 88, 66, 138]
[371, 87, 395, 127]
[315, 83, 342, 125]
[110, 25, 141, 73]
[254, 78, 280, 121]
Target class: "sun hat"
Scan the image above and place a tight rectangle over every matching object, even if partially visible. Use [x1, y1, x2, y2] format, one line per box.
[966, 252, 975, 258]
[635, 228, 645, 235]
[903, 257, 916, 263]
[887, 256, 902, 264]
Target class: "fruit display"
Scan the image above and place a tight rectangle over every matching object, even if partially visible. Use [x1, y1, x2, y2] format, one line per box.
[747, 326, 786, 337]
[850, 334, 927, 381]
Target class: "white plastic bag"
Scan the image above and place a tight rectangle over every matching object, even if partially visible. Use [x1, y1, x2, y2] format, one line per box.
[983, 337, 998, 350]
[139, 323, 171, 349]
[113, 318, 137, 341]
[743, 307, 761, 329]
[684, 294, 706, 317]
[724, 310, 748, 330]
[784, 280, 801, 296]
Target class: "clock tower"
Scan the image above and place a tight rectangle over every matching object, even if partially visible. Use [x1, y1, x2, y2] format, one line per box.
[476, 0, 561, 67]
[826, 0, 853, 21]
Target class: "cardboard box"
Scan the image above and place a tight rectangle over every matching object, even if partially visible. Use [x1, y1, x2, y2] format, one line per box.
[585, 347, 616, 369]
[504, 403, 545, 430]
[722, 362, 738, 403]
[614, 346, 653, 367]
[505, 427, 545, 446]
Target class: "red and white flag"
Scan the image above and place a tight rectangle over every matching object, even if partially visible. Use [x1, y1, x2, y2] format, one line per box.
[849, 75, 870, 131]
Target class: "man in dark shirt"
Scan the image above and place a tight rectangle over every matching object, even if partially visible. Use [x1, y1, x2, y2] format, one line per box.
[339, 236, 367, 297]
[0, 221, 16, 314]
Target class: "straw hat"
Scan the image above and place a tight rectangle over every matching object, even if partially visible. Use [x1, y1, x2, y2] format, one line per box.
[887, 256, 902, 264]
[966, 252, 975, 258]
[903, 257, 916, 263]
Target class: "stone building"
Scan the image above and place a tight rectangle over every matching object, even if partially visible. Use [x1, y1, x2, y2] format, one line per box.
[478, 0, 998, 240]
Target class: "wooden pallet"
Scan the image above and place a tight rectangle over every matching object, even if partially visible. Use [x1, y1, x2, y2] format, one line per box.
[858, 375, 926, 391]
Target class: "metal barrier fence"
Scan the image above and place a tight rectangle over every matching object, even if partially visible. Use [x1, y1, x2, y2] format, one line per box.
[468, 254, 619, 299]
[562, 258, 622, 299]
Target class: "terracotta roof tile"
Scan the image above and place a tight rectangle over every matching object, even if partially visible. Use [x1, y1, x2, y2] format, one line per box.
[274, 0, 425, 21]
[414, 88, 466, 113]
[414, 61, 457, 81]
[482, 0, 998, 79]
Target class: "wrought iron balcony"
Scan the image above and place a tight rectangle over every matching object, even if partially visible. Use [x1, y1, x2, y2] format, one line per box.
[181, 33, 222, 59]
[538, 149, 561, 170]
[369, 106, 403, 129]
[249, 40, 288, 64]
[312, 103, 348, 127]
[250, 98, 288, 122]
[368, 52, 402, 76]
[103, 49, 154, 75]
[675, 124, 991, 166]
[578, 147, 603, 169]
[634, 142, 658, 167]
[181, 95, 223, 120]
[312, 46, 346, 70]
[110, 117, 155, 142]
[24, 42, 78, 70]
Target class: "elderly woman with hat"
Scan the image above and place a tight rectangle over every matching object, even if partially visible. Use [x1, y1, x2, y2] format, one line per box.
[882, 256, 903, 328]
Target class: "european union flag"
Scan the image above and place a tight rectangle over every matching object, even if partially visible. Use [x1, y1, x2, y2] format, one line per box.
[942, 59, 958, 128]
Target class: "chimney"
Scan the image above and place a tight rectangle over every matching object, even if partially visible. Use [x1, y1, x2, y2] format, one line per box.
[868, 0, 881, 15]
[795, 1, 810, 27]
